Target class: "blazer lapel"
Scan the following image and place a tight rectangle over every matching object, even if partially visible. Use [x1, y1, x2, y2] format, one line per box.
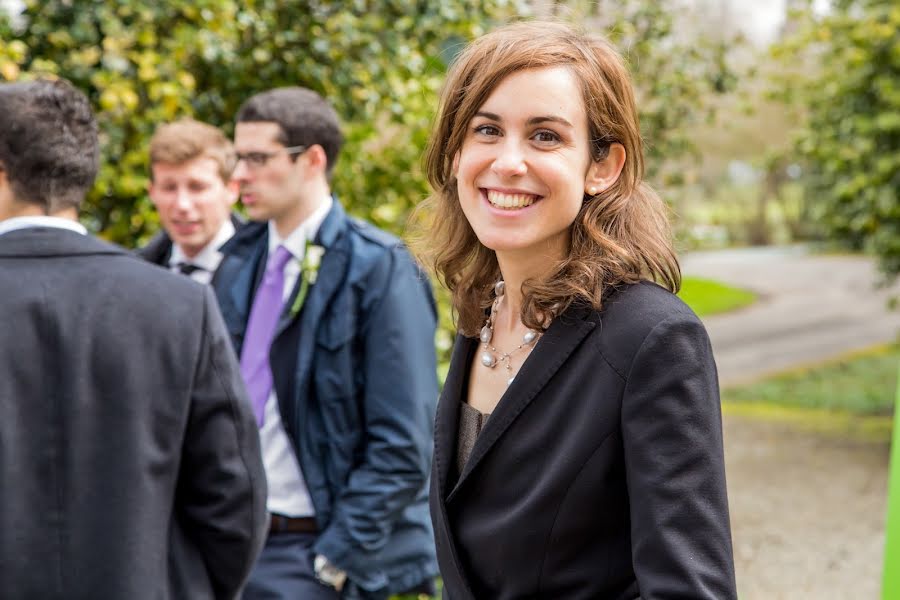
[433, 334, 477, 499]
[273, 200, 347, 338]
[447, 306, 596, 502]
[214, 222, 268, 348]
[273, 202, 349, 425]
[432, 334, 479, 600]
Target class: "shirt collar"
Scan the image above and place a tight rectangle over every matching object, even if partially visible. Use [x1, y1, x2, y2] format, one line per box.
[268, 194, 333, 260]
[169, 219, 236, 271]
[0, 216, 88, 237]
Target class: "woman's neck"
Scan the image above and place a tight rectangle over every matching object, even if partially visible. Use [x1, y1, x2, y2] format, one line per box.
[495, 249, 560, 331]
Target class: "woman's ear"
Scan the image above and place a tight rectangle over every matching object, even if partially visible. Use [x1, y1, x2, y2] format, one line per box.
[584, 143, 626, 196]
[451, 151, 460, 176]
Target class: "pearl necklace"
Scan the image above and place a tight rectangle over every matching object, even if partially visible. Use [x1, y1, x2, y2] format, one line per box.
[479, 280, 541, 386]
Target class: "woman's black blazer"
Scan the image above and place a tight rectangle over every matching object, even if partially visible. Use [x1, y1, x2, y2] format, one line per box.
[430, 281, 737, 599]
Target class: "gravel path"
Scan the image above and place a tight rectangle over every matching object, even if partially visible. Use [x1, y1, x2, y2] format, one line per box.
[682, 247, 899, 598]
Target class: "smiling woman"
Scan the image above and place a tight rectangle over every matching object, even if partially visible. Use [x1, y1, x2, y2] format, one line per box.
[419, 20, 737, 600]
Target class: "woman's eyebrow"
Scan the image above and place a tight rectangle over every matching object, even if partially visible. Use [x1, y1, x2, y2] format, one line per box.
[474, 111, 501, 121]
[527, 115, 573, 128]
[473, 111, 573, 129]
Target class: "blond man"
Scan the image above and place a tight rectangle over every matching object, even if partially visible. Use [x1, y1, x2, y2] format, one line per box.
[139, 118, 242, 284]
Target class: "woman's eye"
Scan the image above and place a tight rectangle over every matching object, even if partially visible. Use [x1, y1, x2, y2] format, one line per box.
[474, 124, 501, 137]
[533, 130, 560, 143]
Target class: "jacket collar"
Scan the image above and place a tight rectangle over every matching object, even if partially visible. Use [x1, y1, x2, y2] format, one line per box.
[0, 227, 128, 259]
[436, 304, 598, 503]
[216, 199, 350, 341]
[138, 212, 245, 265]
[220, 200, 345, 259]
[274, 199, 349, 336]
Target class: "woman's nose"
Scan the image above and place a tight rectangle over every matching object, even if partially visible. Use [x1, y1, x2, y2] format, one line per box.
[491, 141, 527, 178]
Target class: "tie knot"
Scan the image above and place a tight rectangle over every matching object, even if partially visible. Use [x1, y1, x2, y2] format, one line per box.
[266, 245, 293, 274]
[178, 262, 203, 276]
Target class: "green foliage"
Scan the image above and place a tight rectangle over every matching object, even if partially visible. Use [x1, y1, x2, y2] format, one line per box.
[678, 276, 757, 317]
[545, 1, 741, 189]
[0, 0, 522, 244]
[773, 1, 900, 281]
[725, 344, 900, 415]
[1, 1, 742, 376]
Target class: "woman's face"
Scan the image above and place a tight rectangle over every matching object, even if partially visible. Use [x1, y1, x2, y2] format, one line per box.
[455, 66, 599, 265]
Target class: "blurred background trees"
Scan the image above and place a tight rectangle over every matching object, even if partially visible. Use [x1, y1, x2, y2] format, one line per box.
[0, 0, 522, 244]
[0, 0, 750, 248]
[774, 0, 900, 281]
[1, 0, 897, 365]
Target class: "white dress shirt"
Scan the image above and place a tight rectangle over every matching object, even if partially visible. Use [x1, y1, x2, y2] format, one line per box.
[0, 215, 87, 237]
[168, 220, 236, 285]
[260, 195, 333, 517]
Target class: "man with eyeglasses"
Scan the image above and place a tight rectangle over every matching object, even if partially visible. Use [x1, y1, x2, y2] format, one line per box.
[214, 87, 439, 599]
[139, 119, 244, 285]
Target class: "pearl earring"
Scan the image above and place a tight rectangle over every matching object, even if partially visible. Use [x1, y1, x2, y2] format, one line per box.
[588, 186, 599, 196]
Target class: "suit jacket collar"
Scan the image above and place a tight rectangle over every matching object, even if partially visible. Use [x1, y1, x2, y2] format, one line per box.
[138, 212, 245, 267]
[436, 304, 598, 503]
[219, 201, 343, 260]
[0, 227, 128, 259]
[217, 199, 351, 340]
[274, 200, 349, 336]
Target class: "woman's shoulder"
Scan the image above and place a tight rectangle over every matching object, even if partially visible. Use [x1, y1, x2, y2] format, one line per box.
[601, 279, 698, 325]
[584, 280, 707, 370]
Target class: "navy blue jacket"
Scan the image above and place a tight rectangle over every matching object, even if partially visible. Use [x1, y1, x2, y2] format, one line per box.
[213, 199, 439, 594]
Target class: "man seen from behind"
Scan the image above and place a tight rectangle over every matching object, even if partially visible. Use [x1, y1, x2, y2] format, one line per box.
[0, 78, 268, 599]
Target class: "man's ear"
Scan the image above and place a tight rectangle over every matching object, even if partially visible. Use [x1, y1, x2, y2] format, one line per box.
[147, 179, 162, 207]
[0, 162, 11, 198]
[301, 144, 329, 177]
[0, 163, 14, 219]
[584, 143, 626, 196]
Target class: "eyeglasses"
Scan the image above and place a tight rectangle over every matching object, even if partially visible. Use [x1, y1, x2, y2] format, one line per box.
[235, 145, 308, 169]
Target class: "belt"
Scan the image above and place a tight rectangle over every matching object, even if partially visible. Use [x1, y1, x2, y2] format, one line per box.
[269, 514, 318, 535]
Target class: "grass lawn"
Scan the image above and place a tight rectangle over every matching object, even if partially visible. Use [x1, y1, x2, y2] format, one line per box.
[678, 276, 756, 317]
[723, 344, 899, 415]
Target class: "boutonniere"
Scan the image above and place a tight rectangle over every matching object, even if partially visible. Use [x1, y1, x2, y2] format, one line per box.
[289, 240, 326, 317]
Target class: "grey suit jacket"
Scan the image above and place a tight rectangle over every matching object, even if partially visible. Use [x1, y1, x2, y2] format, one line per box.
[0, 227, 267, 599]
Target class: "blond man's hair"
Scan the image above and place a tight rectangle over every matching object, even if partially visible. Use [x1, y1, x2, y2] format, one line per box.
[149, 118, 236, 182]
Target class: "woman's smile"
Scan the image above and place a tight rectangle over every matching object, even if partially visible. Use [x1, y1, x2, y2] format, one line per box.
[482, 188, 542, 211]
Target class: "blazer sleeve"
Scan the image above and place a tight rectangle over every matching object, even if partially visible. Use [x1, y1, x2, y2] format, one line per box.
[313, 246, 439, 589]
[621, 312, 737, 599]
[177, 286, 268, 598]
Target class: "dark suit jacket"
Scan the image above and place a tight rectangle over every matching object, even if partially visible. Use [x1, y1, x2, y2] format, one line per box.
[137, 213, 244, 284]
[0, 227, 268, 600]
[431, 281, 737, 600]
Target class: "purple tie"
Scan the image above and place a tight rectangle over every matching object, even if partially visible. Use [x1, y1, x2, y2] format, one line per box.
[240, 245, 293, 427]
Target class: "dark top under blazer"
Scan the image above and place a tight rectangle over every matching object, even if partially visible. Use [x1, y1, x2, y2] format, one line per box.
[0, 228, 268, 600]
[431, 281, 737, 600]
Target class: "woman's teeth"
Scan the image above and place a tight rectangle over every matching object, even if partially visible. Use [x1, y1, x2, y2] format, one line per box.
[487, 190, 536, 209]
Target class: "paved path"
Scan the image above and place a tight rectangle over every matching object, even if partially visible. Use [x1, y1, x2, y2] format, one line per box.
[682, 246, 900, 387]
[681, 247, 898, 598]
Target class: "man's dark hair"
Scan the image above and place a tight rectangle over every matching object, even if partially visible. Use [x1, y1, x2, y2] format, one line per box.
[236, 87, 344, 178]
[0, 78, 99, 213]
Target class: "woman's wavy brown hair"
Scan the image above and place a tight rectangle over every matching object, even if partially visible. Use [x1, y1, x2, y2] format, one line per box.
[418, 20, 680, 336]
